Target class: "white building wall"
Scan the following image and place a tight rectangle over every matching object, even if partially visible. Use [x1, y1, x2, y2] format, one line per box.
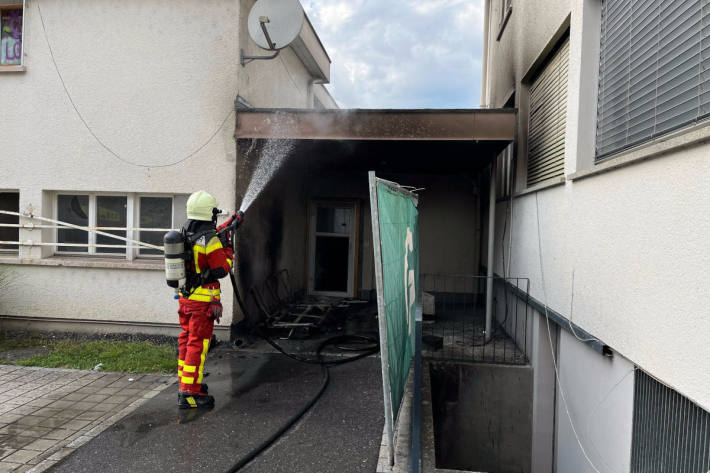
[484, 0, 710, 469]
[555, 330, 635, 473]
[495, 149, 710, 411]
[0, 0, 322, 334]
[486, 0, 710, 411]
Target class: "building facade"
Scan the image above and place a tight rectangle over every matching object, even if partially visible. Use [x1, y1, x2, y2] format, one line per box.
[483, 0, 710, 472]
[0, 0, 336, 338]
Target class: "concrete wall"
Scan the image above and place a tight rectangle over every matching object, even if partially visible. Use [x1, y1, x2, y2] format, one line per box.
[313, 84, 338, 109]
[0, 264, 168, 322]
[238, 0, 315, 109]
[555, 330, 635, 473]
[483, 0, 569, 109]
[417, 175, 480, 278]
[0, 0, 322, 332]
[429, 362, 533, 473]
[529, 309, 557, 473]
[484, 0, 710, 413]
[234, 141, 310, 322]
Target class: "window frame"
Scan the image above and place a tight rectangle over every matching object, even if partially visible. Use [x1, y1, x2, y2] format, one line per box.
[55, 192, 126, 257]
[53, 192, 183, 260]
[134, 194, 175, 259]
[497, 0, 512, 41]
[0, 2, 25, 69]
[0, 190, 19, 254]
[595, 0, 710, 160]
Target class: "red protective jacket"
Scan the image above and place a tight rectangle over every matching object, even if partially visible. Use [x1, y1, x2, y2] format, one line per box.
[181, 225, 232, 303]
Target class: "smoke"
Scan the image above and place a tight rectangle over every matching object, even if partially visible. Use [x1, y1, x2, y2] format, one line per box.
[239, 138, 294, 213]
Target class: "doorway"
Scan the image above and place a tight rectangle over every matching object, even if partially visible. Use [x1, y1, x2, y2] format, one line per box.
[308, 200, 358, 298]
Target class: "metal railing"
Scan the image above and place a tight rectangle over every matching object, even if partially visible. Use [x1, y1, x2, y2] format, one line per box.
[0, 210, 167, 252]
[420, 274, 529, 365]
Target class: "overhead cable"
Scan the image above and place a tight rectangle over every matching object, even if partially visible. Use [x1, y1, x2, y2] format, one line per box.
[36, 1, 234, 169]
[535, 192, 604, 473]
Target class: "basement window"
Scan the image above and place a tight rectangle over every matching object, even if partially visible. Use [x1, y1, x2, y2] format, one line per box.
[0, 191, 19, 252]
[54, 193, 188, 259]
[0, 4, 23, 66]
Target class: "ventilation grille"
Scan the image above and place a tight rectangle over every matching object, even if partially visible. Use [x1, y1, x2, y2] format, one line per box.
[631, 370, 710, 473]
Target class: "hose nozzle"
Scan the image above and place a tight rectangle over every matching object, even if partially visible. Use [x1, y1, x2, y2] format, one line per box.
[219, 210, 244, 236]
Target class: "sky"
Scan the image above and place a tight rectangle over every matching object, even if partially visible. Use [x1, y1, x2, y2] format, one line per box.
[302, 0, 484, 109]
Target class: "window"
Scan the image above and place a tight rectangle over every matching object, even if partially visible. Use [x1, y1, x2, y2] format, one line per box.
[497, 144, 514, 199]
[500, 0, 512, 23]
[527, 36, 569, 187]
[597, 0, 710, 159]
[0, 3, 23, 66]
[57, 194, 90, 253]
[0, 191, 18, 252]
[498, 0, 512, 39]
[498, 93, 516, 198]
[139, 196, 173, 256]
[55, 193, 188, 258]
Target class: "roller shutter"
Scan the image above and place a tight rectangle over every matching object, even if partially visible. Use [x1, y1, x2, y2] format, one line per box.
[527, 37, 569, 187]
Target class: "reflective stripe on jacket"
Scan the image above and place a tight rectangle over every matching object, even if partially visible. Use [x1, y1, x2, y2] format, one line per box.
[185, 233, 232, 302]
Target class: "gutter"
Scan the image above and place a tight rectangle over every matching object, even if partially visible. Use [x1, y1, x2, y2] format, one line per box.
[495, 277, 613, 357]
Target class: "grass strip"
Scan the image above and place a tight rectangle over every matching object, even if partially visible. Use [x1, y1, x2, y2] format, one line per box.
[16, 340, 177, 373]
[0, 335, 49, 351]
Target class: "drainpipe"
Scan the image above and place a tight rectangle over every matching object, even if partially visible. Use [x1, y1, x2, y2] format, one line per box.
[308, 78, 326, 108]
[485, 163, 496, 343]
[481, 0, 491, 106]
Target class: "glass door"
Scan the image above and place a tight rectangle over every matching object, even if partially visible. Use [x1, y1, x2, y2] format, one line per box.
[308, 200, 357, 297]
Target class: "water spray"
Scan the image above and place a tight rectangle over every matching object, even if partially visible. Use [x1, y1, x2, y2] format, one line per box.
[239, 139, 294, 213]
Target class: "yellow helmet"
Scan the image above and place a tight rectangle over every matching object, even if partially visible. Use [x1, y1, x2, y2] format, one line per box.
[186, 190, 218, 221]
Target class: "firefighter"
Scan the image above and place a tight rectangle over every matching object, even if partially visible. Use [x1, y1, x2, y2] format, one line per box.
[177, 190, 238, 409]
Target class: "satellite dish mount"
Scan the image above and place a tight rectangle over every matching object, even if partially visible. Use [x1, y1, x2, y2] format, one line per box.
[241, 0, 305, 67]
[241, 16, 279, 65]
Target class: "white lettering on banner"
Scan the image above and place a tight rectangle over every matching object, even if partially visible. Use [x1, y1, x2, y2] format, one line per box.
[404, 227, 415, 335]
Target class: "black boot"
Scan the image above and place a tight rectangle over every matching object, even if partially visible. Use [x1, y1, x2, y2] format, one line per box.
[177, 383, 207, 402]
[178, 391, 214, 409]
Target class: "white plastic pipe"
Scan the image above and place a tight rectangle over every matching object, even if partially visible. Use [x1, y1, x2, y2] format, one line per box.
[485, 164, 496, 343]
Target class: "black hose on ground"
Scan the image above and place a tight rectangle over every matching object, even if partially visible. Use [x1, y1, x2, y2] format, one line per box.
[224, 272, 379, 473]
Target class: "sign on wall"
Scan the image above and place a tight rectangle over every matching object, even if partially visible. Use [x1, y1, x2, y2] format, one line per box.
[368, 171, 419, 466]
[1, 8, 22, 66]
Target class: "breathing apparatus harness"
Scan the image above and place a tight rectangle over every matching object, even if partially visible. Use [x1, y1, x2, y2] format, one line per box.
[164, 210, 244, 299]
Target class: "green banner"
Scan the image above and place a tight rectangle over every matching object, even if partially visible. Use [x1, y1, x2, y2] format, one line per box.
[376, 181, 419, 416]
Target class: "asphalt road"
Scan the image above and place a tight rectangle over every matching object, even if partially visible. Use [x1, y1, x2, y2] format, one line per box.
[48, 348, 384, 473]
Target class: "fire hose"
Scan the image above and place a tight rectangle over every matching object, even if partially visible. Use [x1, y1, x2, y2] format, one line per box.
[224, 266, 379, 473]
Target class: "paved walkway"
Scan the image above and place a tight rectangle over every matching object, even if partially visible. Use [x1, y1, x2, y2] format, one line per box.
[47, 349, 384, 473]
[0, 366, 174, 473]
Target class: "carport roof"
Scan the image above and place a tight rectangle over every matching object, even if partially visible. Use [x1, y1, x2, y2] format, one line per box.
[234, 108, 516, 142]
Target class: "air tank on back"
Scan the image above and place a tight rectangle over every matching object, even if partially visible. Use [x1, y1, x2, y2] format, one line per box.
[163, 230, 186, 296]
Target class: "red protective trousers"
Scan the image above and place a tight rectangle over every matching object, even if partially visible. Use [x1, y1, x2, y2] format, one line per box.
[177, 299, 215, 394]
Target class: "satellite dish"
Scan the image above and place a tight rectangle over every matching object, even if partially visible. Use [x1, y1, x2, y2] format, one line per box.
[247, 0, 305, 51]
